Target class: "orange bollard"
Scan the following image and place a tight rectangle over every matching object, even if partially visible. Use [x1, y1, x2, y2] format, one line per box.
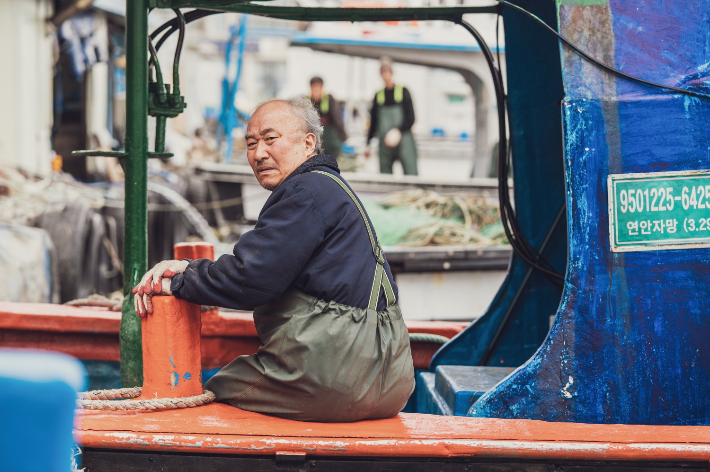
[174, 242, 219, 318]
[138, 296, 203, 400]
[174, 242, 215, 261]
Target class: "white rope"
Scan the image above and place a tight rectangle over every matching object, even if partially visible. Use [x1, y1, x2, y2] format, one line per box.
[77, 387, 216, 411]
[78, 387, 142, 400]
[65, 294, 123, 311]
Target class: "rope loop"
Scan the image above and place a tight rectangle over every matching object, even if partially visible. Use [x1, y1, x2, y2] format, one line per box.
[77, 387, 142, 401]
[76, 387, 216, 411]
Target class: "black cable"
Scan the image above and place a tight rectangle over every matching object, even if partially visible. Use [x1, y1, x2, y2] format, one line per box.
[497, 0, 710, 100]
[495, 10, 502, 72]
[462, 19, 564, 285]
[457, 19, 565, 286]
[153, 9, 219, 53]
[171, 9, 186, 92]
[148, 36, 166, 103]
[151, 9, 216, 41]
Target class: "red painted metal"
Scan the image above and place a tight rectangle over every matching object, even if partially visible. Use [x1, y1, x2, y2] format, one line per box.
[405, 320, 469, 338]
[75, 403, 710, 460]
[0, 302, 460, 369]
[173, 242, 215, 261]
[173, 242, 219, 318]
[139, 296, 203, 399]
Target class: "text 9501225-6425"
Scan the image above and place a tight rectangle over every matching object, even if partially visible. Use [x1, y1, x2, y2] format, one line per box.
[608, 170, 710, 252]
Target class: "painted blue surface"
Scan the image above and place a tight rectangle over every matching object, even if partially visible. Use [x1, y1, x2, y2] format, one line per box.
[417, 372, 451, 416]
[469, 0, 710, 425]
[81, 360, 222, 389]
[0, 349, 85, 471]
[81, 359, 121, 390]
[434, 366, 515, 416]
[609, 0, 710, 98]
[399, 368, 427, 413]
[202, 366, 221, 385]
[429, 0, 566, 372]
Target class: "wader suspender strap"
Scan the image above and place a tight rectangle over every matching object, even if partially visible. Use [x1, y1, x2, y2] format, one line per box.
[376, 85, 404, 106]
[312, 171, 396, 310]
[320, 93, 329, 114]
[307, 94, 330, 114]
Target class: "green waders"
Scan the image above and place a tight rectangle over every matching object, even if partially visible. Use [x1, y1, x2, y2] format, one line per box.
[322, 124, 342, 158]
[376, 90, 418, 176]
[310, 93, 342, 157]
[204, 171, 415, 422]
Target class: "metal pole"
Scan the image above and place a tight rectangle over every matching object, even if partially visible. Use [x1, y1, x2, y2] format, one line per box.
[121, 0, 148, 387]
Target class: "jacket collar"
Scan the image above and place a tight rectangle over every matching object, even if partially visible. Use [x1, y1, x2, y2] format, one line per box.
[285, 154, 340, 183]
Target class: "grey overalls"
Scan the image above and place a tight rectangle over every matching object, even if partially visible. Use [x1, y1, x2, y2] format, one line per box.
[376, 85, 418, 175]
[204, 171, 415, 422]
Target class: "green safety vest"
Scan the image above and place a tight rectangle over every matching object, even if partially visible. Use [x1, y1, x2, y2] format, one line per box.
[308, 93, 330, 114]
[376, 85, 404, 106]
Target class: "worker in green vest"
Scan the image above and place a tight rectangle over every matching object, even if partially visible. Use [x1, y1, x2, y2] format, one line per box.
[364, 58, 418, 175]
[309, 77, 347, 157]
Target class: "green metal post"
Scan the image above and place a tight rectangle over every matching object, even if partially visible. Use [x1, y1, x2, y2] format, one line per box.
[155, 116, 167, 153]
[121, 0, 148, 387]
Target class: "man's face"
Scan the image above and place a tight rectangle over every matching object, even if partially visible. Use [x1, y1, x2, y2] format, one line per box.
[381, 69, 394, 86]
[310, 82, 323, 101]
[246, 102, 317, 191]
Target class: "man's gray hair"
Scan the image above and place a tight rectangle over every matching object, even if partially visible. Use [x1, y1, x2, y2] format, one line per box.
[254, 96, 324, 153]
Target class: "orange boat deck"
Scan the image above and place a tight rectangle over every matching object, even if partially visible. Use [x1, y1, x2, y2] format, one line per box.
[76, 403, 710, 464]
[8, 301, 710, 467]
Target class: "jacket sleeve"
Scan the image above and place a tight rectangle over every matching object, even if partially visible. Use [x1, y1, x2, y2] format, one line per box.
[170, 182, 326, 310]
[398, 87, 415, 133]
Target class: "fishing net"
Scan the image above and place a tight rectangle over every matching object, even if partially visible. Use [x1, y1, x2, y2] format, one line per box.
[362, 189, 508, 247]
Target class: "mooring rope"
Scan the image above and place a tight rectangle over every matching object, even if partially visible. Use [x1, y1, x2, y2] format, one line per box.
[408, 333, 451, 344]
[77, 387, 215, 411]
[65, 294, 123, 311]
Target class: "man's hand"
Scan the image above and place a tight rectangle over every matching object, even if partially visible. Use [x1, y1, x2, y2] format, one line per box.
[364, 145, 371, 159]
[132, 260, 189, 317]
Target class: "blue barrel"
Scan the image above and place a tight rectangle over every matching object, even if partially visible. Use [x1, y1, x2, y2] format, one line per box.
[0, 349, 86, 471]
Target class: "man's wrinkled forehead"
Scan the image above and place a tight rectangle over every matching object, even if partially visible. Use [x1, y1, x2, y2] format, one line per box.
[246, 102, 301, 138]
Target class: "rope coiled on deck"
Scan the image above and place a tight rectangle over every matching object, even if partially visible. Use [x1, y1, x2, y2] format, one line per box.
[77, 387, 215, 411]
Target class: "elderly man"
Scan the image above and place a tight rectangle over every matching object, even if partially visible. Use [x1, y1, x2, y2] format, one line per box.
[132, 97, 414, 422]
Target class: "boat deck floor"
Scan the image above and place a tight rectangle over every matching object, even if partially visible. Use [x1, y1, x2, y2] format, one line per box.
[75, 403, 710, 462]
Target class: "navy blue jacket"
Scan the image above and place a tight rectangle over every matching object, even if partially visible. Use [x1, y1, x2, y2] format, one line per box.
[170, 155, 398, 311]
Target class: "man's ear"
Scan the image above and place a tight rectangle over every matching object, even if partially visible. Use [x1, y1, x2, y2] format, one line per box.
[304, 133, 317, 156]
